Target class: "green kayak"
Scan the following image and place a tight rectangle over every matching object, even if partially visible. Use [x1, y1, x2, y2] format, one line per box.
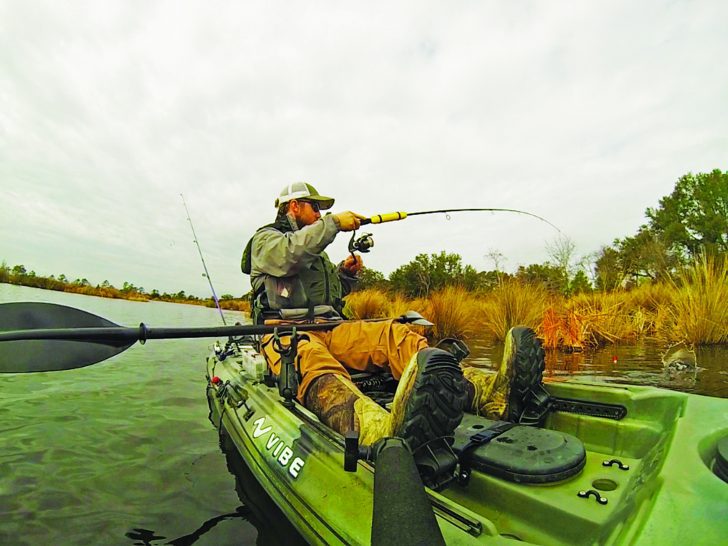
[206, 336, 728, 545]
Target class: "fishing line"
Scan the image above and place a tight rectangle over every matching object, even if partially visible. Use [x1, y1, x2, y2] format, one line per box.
[180, 193, 227, 325]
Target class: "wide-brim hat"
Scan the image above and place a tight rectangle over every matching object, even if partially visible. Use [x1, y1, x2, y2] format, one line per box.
[274, 182, 335, 210]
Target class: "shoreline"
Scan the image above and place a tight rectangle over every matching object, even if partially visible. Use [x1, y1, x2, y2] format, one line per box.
[0, 279, 250, 312]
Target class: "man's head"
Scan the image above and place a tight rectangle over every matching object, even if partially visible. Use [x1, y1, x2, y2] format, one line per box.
[275, 182, 334, 226]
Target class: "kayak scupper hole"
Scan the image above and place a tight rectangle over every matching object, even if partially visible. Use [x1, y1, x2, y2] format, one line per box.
[471, 424, 485, 430]
[592, 479, 618, 491]
[527, 445, 537, 451]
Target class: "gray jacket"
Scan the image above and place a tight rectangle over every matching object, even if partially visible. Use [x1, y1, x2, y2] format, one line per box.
[247, 214, 356, 319]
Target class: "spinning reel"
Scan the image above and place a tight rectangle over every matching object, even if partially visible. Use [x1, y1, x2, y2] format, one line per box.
[348, 231, 374, 260]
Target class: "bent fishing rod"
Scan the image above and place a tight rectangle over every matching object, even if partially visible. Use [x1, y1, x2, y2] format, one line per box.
[360, 207, 562, 234]
[180, 193, 227, 325]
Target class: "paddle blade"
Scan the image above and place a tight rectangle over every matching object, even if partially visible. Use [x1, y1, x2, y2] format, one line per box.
[0, 302, 134, 373]
[0, 338, 135, 373]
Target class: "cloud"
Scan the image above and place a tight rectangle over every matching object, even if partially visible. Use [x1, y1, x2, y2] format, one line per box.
[1, 0, 726, 296]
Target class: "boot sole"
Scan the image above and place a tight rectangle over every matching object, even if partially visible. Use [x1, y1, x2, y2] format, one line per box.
[505, 327, 546, 422]
[397, 348, 467, 452]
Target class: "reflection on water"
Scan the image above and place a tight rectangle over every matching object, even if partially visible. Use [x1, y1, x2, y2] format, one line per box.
[216, 430, 307, 546]
[125, 507, 249, 546]
[1, 284, 726, 546]
[468, 339, 727, 398]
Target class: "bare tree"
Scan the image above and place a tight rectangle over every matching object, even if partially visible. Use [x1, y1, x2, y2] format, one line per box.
[485, 248, 506, 272]
[546, 235, 576, 293]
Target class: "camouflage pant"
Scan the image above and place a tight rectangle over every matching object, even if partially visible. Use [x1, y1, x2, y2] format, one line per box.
[260, 320, 427, 404]
[462, 366, 508, 420]
[260, 320, 509, 421]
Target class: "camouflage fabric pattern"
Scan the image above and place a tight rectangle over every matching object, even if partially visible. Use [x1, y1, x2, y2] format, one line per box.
[304, 367, 408, 447]
[261, 320, 427, 403]
[462, 329, 519, 419]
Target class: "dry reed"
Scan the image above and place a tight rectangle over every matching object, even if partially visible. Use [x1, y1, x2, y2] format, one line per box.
[343, 289, 393, 319]
[478, 280, 549, 341]
[657, 255, 728, 345]
[424, 286, 480, 341]
[345, 256, 728, 348]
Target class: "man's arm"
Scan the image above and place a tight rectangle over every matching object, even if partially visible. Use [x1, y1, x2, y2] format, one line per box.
[251, 215, 339, 277]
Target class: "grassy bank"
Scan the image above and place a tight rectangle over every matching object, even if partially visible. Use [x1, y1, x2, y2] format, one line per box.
[344, 256, 728, 348]
[0, 268, 251, 313]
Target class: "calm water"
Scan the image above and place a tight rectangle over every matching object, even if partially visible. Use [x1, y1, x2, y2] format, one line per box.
[470, 337, 728, 399]
[1, 284, 726, 546]
[0, 285, 256, 545]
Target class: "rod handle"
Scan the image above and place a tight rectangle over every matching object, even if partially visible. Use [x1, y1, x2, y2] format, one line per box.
[361, 212, 408, 225]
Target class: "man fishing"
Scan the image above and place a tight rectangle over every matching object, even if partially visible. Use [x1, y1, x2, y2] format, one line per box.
[242, 181, 547, 450]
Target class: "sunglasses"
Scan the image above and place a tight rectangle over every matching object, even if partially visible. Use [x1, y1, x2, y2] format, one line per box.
[299, 200, 320, 212]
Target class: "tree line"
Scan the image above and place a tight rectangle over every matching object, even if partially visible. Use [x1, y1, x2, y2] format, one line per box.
[2, 170, 725, 302]
[0, 264, 201, 302]
[357, 170, 727, 297]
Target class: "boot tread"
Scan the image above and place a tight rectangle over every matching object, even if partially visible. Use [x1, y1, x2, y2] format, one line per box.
[506, 327, 546, 423]
[396, 348, 467, 451]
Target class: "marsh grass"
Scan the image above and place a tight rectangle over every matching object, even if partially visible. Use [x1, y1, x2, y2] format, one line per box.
[344, 289, 392, 319]
[345, 256, 727, 347]
[388, 292, 415, 318]
[478, 281, 548, 341]
[425, 286, 480, 340]
[658, 255, 728, 345]
[219, 299, 251, 313]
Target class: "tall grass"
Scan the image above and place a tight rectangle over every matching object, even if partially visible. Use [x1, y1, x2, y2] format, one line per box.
[345, 287, 480, 341]
[219, 299, 251, 313]
[344, 255, 728, 348]
[658, 255, 728, 345]
[344, 289, 392, 319]
[425, 286, 480, 340]
[478, 280, 549, 341]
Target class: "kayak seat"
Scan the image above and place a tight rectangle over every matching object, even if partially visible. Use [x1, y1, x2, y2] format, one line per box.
[452, 413, 586, 484]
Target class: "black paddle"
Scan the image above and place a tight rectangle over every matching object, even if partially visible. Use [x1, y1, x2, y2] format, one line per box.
[371, 438, 446, 546]
[0, 302, 431, 373]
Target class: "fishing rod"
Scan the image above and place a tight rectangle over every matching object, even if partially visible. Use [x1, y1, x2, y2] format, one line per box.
[180, 193, 227, 325]
[361, 208, 563, 234]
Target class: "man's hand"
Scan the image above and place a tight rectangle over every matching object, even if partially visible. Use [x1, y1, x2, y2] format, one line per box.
[333, 211, 365, 231]
[340, 254, 364, 275]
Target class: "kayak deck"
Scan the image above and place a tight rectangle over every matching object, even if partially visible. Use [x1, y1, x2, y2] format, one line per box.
[206, 341, 728, 545]
[444, 381, 723, 544]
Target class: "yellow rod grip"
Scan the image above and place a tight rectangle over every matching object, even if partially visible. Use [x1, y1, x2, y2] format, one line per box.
[364, 212, 408, 225]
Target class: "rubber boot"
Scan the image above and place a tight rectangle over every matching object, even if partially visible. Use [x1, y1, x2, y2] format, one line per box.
[304, 374, 395, 446]
[388, 347, 467, 451]
[305, 348, 467, 450]
[463, 326, 546, 423]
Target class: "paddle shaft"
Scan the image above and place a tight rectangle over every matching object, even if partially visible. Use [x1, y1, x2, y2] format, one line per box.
[0, 302, 434, 373]
[371, 438, 445, 546]
[0, 322, 343, 344]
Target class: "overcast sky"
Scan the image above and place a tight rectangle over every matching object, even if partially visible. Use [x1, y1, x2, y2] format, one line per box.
[1, 0, 726, 297]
